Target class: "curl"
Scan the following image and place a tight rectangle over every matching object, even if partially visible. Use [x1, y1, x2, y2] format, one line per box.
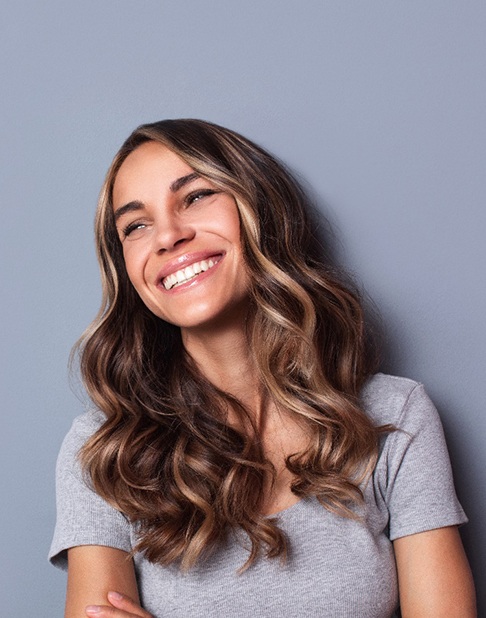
[76, 119, 391, 571]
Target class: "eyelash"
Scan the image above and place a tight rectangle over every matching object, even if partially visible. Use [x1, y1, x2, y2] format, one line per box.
[122, 221, 146, 237]
[185, 189, 218, 204]
[121, 189, 218, 238]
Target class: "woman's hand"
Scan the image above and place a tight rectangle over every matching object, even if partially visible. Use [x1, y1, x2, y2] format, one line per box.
[85, 591, 153, 618]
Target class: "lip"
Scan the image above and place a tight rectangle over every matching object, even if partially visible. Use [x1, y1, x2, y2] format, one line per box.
[155, 250, 225, 291]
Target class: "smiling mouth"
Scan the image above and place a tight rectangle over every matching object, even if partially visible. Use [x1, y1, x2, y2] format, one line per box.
[162, 256, 222, 290]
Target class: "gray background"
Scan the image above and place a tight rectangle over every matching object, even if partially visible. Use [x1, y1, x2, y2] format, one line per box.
[1, 1, 484, 615]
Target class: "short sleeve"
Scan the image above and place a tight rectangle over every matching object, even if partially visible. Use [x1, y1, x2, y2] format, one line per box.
[381, 383, 468, 540]
[49, 411, 133, 570]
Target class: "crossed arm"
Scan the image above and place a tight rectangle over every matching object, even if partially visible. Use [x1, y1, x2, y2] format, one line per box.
[65, 546, 148, 618]
[65, 526, 476, 618]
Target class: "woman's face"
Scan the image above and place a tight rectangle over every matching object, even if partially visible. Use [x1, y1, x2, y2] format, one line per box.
[112, 141, 250, 333]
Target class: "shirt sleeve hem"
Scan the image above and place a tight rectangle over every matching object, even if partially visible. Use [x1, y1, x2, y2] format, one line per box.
[49, 535, 133, 571]
[389, 510, 469, 541]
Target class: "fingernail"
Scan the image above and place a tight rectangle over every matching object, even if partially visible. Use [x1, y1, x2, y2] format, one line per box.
[86, 606, 102, 614]
[108, 591, 123, 600]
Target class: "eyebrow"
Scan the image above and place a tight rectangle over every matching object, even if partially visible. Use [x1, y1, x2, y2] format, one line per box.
[113, 172, 201, 223]
[169, 172, 200, 192]
[113, 200, 144, 223]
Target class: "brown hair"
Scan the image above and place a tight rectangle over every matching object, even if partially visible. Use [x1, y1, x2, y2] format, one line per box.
[77, 119, 387, 571]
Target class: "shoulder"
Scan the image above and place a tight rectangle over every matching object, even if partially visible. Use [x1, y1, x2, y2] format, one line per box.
[361, 372, 435, 429]
[56, 409, 106, 474]
[63, 408, 105, 444]
[50, 410, 133, 569]
[362, 375, 468, 539]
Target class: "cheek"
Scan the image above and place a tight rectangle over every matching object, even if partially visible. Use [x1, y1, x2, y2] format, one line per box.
[121, 248, 165, 318]
[122, 247, 148, 293]
[125, 270, 162, 317]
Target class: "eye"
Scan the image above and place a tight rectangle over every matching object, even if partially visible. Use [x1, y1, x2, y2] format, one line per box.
[185, 189, 218, 205]
[121, 221, 147, 238]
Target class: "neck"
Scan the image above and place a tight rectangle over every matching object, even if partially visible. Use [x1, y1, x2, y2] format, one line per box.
[181, 321, 266, 418]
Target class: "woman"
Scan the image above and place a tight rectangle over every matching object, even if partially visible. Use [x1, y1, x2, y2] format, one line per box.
[50, 119, 476, 617]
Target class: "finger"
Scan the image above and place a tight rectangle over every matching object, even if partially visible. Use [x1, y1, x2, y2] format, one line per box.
[108, 591, 153, 617]
[85, 602, 146, 618]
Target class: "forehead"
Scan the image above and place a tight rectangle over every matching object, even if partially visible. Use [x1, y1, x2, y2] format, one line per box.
[112, 141, 193, 205]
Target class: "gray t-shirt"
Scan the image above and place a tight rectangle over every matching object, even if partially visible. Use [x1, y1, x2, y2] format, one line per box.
[49, 374, 467, 617]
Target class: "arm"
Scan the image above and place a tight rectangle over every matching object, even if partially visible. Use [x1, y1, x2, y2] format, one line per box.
[394, 526, 476, 617]
[65, 545, 148, 618]
[50, 415, 149, 616]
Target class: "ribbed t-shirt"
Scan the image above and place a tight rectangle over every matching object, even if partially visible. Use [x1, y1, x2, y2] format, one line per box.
[49, 374, 467, 617]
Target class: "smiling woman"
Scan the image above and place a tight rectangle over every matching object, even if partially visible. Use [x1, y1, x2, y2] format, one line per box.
[111, 141, 249, 331]
[49, 119, 476, 618]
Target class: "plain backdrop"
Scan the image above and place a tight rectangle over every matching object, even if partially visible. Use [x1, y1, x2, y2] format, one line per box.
[1, 1, 485, 615]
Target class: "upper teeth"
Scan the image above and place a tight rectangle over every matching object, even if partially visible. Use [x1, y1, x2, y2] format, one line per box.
[162, 258, 218, 290]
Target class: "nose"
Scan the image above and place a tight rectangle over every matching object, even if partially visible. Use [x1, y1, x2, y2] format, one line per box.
[152, 212, 195, 253]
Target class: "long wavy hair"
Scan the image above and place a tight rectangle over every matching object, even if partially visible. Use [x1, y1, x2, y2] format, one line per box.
[78, 119, 387, 571]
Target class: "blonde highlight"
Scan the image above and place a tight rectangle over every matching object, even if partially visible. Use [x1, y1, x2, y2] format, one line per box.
[76, 119, 390, 571]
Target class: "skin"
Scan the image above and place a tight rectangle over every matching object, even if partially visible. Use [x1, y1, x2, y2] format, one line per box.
[65, 143, 476, 617]
[65, 547, 142, 617]
[112, 141, 250, 337]
[393, 527, 476, 616]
